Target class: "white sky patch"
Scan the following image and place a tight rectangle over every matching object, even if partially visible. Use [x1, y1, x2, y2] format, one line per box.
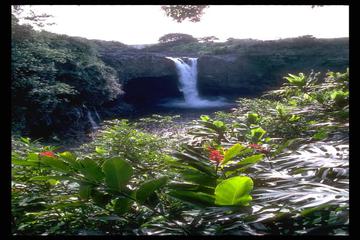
[15, 5, 349, 45]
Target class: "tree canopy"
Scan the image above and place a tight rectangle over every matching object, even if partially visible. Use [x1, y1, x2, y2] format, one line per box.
[11, 14, 122, 136]
[198, 36, 219, 43]
[158, 33, 198, 44]
[161, 5, 208, 23]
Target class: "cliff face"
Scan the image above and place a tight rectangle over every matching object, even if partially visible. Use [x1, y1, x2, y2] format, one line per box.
[97, 51, 182, 105]
[100, 53, 176, 83]
[197, 48, 349, 96]
[96, 38, 349, 102]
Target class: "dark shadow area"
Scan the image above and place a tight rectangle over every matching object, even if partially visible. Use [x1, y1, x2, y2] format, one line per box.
[123, 75, 182, 106]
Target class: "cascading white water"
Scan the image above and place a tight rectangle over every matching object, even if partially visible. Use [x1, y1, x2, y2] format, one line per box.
[166, 57, 201, 104]
[164, 57, 229, 108]
[93, 108, 101, 122]
[86, 110, 99, 130]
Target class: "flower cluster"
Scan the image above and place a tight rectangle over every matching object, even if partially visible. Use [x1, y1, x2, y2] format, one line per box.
[248, 143, 270, 154]
[207, 147, 224, 164]
[39, 151, 56, 158]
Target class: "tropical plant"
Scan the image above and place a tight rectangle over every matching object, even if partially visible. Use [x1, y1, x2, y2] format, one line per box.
[11, 68, 349, 235]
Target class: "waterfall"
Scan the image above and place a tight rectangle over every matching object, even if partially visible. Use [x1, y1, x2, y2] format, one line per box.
[166, 57, 202, 104]
[164, 57, 229, 108]
[93, 107, 102, 122]
[83, 104, 100, 130]
[87, 111, 99, 130]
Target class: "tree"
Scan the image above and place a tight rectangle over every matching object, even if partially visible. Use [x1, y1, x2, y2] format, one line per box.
[161, 5, 209, 23]
[11, 5, 55, 29]
[11, 17, 122, 135]
[158, 33, 198, 44]
[198, 36, 219, 43]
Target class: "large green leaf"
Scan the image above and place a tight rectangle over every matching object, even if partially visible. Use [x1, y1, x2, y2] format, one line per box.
[41, 156, 71, 173]
[136, 176, 169, 204]
[215, 176, 253, 206]
[59, 151, 80, 169]
[181, 169, 217, 187]
[114, 197, 132, 215]
[168, 182, 215, 195]
[168, 190, 215, 207]
[224, 154, 264, 173]
[102, 157, 133, 191]
[90, 189, 112, 208]
[79, 183, 92, 200]
[168, 182, 201, 191]
[222, 143, 246, 166]
[79, 158, 104, 183]
[237, 154, 264, 167]
[173, 152, 216, 176]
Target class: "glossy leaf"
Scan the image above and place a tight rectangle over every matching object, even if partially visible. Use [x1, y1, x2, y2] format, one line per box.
[168, 190, 215, 207]
[237, 154, 264, 167]
[102, 157, 133, 191]
[215, 176, 253, 206]
[41, 156, 70, 173]
[181, 169, 217, 187]
[222, 143, 246, 166]
[79, 183, 92, 200]
[90, 190, 112, 208]
[136, 176, 168, 204]
[114, 197, 132, 215]
[79, 158, 104, 183]
[59, 151, 79, 169]
[173, 152, 216, 176]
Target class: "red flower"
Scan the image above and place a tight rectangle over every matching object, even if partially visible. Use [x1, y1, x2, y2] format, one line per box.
[209, 149, 224, 163]
[39, 151, 56, 158]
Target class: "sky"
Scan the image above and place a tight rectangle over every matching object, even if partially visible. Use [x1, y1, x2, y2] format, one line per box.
[16, 5, 349, 45]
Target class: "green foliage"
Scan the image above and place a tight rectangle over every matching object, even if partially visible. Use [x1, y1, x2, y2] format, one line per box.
[11, 17, 122, 135]
[158, 33, 198, 44]
[249, 127, 267, 143]
[136, 176, 168, 204]
[78, 158, 104, 183]
[114, 197, 132, 216]
[246, 112, 261, 125]
[284, 73, 306, 87]
[78, 119, 170, 178]
[102, 158, 133, 191]
[222, 143, 246, 165]
[11, 68, 348, 235]
[161, 5, 208, 23]
[214, 176, 253, 206]
[168, 190, 215, 207]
